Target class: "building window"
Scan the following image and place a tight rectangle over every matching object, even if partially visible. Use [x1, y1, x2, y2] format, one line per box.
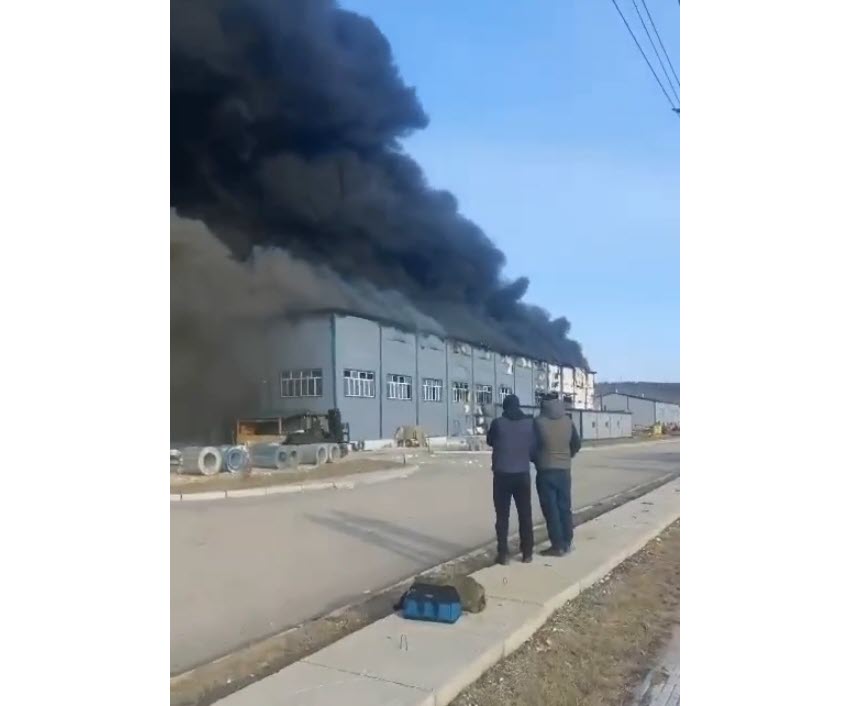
[422, 378, 443, 402]
[386, 374, 413, 400]
[344, 369, 375, 398]
[280, 369, 323, 398]
[475, 384, 493, 406]
[476, 348, 492, 361]
[451, 342, 470, 356]
[517, 357, 531, 368]
[452, 381, 470, 403]
[499, 385, 513, 402]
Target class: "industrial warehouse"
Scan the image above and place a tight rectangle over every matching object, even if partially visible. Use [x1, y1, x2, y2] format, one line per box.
[249, 309, 635, 444]
[595, 385, 681, 430]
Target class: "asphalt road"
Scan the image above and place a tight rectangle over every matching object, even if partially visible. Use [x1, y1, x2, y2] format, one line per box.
[170, 439, 680, 674]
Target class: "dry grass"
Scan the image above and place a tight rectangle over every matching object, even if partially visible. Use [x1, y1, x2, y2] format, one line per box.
[171, 457, 404, 495]
[453, 521, 680, 706]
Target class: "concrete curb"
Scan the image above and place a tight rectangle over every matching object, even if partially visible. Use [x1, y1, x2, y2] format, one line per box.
[449, 487, 680, 697]
[212, 480, 679, 706]
[170, 465, 420, 503]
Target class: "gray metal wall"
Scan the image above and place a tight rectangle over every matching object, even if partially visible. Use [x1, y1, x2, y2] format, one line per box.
[334, 315, 381, 440]
[596, 412, 611, 440]
[259, 313, 605, 442]
[655, 402, 681, 426]
[598, 393, 679, 429]
[446, 343, 473, 437]
[417, 333, 447, 436]
[263, 315, 335, 416]
[472, 348, 495, 434]
[380, 325, 418, 438]
[578, 409, 632, 440]
[472, 348, 495, 388]
[513, 361, 534, 408]
[569, 409, 582, 438]
[495, 355, 514, 403]
[626, 397, 656, 428]
[580, 410, 599, 440]
[616, 413, 633, 437]
[597, 392, 629, 412]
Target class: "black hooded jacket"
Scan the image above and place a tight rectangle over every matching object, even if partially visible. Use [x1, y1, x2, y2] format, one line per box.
[486, 395, 537, 474]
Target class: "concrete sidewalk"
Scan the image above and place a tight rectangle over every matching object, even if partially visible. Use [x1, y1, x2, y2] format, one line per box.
[214, 478, 680, 706]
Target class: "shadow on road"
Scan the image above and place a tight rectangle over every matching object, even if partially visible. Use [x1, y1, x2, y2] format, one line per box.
[305, 510, 466, 563]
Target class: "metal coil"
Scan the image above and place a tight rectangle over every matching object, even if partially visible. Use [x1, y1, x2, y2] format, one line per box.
[180, 446, 223, 475]
[224, 445, 251, 473]
[296, 443, 329, 466]
[250, 443, 291, 471]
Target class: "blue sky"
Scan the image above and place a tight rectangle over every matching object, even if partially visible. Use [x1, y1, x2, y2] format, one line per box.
[341, 0, 679, 382]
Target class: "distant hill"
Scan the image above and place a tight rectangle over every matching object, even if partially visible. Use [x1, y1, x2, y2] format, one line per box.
[595, 382, 680, 405]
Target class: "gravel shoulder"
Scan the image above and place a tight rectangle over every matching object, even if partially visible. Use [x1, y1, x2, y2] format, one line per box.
[453, 521, 680, 706]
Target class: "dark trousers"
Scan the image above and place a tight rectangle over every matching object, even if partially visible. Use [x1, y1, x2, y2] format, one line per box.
[536, 469, 573, 550]
[492, 472, 534, 556]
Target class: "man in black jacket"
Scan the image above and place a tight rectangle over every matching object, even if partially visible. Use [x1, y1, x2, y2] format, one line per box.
[486, 394, 537, 564]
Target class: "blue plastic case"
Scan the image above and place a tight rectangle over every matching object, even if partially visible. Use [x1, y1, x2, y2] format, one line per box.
[401, 583, 462, 624]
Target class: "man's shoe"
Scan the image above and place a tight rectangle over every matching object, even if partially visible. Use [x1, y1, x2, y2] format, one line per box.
[540, 547, 565, 557]
[522, 554, 533, 563]
[496, 553, 509, 565]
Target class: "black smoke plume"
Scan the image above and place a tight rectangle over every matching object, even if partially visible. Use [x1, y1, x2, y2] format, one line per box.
[171, 0, 587, 441]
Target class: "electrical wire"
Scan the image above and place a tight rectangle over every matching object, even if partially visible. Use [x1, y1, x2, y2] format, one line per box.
[640, 0, 680, 87]
[631, 0, 679, 102]
[608, 0, 678, 111]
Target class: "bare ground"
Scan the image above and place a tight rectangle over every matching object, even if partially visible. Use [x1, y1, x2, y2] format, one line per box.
[171, 458, 405, 495]
[453, 521, 680, 706]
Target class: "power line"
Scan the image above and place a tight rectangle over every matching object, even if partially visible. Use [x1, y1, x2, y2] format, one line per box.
[631, 0, 679, 102]
[640, 0, 680, 87]
[608, 0, 678, 112]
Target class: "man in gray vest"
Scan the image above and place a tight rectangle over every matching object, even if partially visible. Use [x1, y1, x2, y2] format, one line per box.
[533, 393, 582, 556]
[486, 394, 536, 564]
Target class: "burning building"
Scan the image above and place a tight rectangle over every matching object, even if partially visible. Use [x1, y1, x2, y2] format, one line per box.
[170, 0, 592, 443]
[252, 310, 595, 443]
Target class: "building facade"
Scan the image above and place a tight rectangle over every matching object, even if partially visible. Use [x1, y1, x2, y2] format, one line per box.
[257, 312, 596, 442]
[595, 392, 680, 429]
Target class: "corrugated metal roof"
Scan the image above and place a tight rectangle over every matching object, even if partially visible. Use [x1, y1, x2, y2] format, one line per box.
[595, 384, 680, 406]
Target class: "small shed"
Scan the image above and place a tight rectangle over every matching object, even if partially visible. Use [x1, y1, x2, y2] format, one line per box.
[571, 409, 632, 440]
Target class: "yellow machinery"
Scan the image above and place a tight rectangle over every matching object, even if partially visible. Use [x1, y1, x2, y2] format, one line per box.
[235, 409, 349, 446]
[235, 418, 284, 446]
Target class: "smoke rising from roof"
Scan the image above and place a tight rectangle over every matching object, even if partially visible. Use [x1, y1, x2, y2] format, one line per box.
[171, 0, 587, 440]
